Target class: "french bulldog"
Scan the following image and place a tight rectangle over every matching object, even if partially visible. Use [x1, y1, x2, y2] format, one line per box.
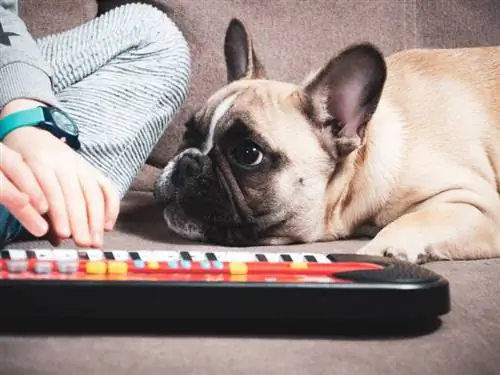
[154, 18, 500, 264]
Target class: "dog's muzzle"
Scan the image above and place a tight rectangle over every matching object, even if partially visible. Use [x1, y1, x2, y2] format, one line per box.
[153, 147, 204, 203]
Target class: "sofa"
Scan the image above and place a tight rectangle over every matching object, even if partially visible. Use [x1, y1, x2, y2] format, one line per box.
[1, 0, 500, 374]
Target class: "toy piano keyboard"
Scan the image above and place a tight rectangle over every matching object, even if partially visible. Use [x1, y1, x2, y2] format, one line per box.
[0, 249, 450, 321]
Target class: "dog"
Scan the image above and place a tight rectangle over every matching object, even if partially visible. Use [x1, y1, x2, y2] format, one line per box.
[154, 18, 500, 264]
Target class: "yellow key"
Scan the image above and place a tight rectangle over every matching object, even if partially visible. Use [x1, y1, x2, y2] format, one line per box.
[290, 262, 308, 270]
[108, 261, 128, 275]
[229, 262, 248, 275]
[86, 261, 107, 274]
[147, 261, 160, 269]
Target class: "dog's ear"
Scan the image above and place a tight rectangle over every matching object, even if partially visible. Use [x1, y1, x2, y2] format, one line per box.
[302, 43, 387, 157]
[224, 18, 266, 83]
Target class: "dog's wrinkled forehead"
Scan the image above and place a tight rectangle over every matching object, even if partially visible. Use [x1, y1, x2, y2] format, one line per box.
[187, 80, 302, 153]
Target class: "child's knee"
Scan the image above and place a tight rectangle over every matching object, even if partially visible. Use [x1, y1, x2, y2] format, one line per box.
[110, 3, 190, 92]
[113, 3, 189, 57]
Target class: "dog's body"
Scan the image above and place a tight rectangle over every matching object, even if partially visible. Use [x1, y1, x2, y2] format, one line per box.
[155, 19, 500, 263]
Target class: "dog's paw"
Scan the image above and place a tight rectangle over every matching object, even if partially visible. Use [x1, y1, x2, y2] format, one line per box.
[356, 243, 440, 264]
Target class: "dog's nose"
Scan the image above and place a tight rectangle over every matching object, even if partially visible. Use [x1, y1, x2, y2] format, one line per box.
[172, 152, 203, 186]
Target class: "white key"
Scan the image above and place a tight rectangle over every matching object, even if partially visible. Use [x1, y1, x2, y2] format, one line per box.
[301, 253, 331, 263]
[262, 253, 282, 263]
[212, 252, 232, 262]
[151, 251, 180, 262]
[233, 252, 253, 261]
[214, 251, 256, 262]
[80, 249, 104, 261]
[188, 251, 207, 261]
[111, 250, 130, 261]
[53, 250, 78, 261]
[315, 254, 332, 263]
[32, 249, 54, 260]
[213, 251, 229, 262]
[137, 251, 153, 261]
[242, 252, 261, 262]
[288, 253, 305, 262]
[7, 250, 27, 260]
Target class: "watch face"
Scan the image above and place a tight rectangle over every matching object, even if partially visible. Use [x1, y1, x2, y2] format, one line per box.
[49, 108, 79, 136]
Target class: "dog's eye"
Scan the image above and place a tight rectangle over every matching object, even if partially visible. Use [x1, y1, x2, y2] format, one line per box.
[229, 140, 264, 169]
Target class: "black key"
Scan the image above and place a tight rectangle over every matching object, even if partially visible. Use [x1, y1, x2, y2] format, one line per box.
[129, 252, 141, 260]
[256, 253, 267, 262]
[205, 252, 217, 261]
[1, 250, 11, 259]
[103, 252, 115, 260]
[26, 250, 36, 259]
[304, 255, 317, 262]
[280, 254, 293, 262]
[180, 251, 192, 261]
[78, 251, 89, 260]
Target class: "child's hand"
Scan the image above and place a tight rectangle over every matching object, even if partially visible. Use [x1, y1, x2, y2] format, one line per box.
[3, 126, 120, 248]
[0, 143, 49, 237]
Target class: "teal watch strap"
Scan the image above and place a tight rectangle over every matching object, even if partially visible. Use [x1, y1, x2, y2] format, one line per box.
[0, 107, 45, 141]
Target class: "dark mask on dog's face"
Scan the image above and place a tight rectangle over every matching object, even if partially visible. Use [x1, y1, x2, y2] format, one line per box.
[154, 84, 334, 246]
[154, 19, 386, 246]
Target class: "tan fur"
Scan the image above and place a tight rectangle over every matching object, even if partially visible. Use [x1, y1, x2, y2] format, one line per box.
[162, 20, 500, 263]
[348, 47, 500, 262]
[198, 81, 334, 243]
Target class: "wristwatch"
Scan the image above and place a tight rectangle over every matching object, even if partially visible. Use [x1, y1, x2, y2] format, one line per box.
[0, 106, 81, 150]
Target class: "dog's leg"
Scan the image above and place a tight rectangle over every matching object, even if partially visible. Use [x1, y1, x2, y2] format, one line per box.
[357, 202, 500, 263]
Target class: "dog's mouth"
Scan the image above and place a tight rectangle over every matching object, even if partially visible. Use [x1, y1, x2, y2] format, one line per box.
[154, 181, 260, 246]
[153, 150, 206, 241]
[153, 148, 251, 245]
[155, 191, 207, 243]
[153, 150, 296, 246]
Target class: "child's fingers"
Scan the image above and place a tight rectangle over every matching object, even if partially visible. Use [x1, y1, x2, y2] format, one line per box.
[56, 169, 92, 248]
[0, 144, 48, 213]
[80, 175, 105, 248]
[0, 171, 49, 237]
[29, 162, 71, 239]
[98, 176, 120, 231]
